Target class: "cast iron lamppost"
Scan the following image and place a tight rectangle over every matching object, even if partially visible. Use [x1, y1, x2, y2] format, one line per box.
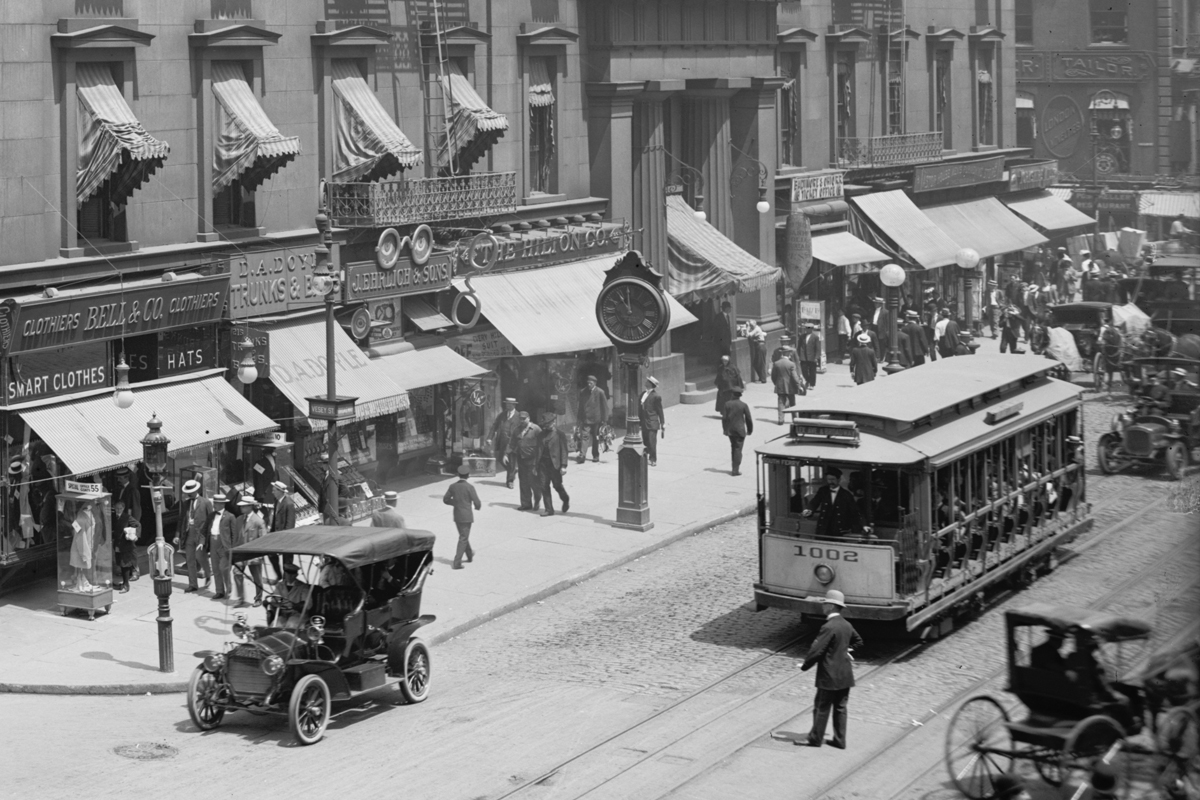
[955, 247, 981, 337]
[879, 263, 907, 374]
[141, 414, 174, 673]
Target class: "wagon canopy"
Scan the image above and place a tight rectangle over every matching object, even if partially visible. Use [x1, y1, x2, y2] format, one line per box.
[231, 526, 435, 569]
[1006, 603, 1153, 641]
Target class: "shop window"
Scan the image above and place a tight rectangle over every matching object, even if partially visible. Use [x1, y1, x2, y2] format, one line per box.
[77, 182, 127, 244]
[934, 49, 952, 150]
[1015, 0, 1034, 45]
[835, 52, 855, 143]
[779, 51, 803, 166]
[212, 177, 255, 228]
[974, 48, 995, 147]
[885, 49, 904, 135]
[1016, 92, 1036, 149]
[1090, 92, 1132, 176]
[528, 56, 557, 195]
[1090, 0, 1128, 44]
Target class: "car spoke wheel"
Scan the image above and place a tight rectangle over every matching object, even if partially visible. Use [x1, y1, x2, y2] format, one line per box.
[1097, 434, 1125, 475]
[1158, 708, 1200, 800]
[1033, 747, 1066, 786]
[289, 674, 331, 745]
[400, 640, 431, 704]
[187, 667, 225, 731]
[945, 695, 1013, 799]
[1167, 442, 1189, 481]
[1061, 715, 1129, 795]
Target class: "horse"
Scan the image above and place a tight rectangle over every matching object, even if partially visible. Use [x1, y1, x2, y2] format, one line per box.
[1094, 324, 1125, 393]
[1142, 327, 1200, 360]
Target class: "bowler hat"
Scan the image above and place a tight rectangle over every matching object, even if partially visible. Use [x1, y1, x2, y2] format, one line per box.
[282, 563, 300, 574]
[540, 412, 556, 425]
[826, 467, 843, 478]
[805, 589, 846, 607]
[182, 479, 201, 495]
[457, 464, 472, 477]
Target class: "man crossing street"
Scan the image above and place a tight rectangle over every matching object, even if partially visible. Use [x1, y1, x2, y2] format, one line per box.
[507, 411, 543, 511]
[443, 465, 481, 569]
[798, 589, 864, 749]
[537, 413, 571, 517]
[721, 388, 753, 476]
[771, 347, 805, 425]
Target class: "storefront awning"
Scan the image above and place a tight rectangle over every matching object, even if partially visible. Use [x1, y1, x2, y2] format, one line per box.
[76, 62, 170, 208]
[374, 346, 487, 391]
[437, 62, 509, 172]
[666, 195, 782, 304]
[453, 255, 698, 356]
[1001, 190, 1096, 231]
[810, 231, 889, 267]
[403, 297, 455, 331]
[920, 196, 1048, 259]
[331, 59, 422, 182]
[851, 190, 962, 269]
[1138, 191, 1200, 219]
[20, 375, 277, 477]
[266, 318, 408, 427]
[212, 61, 301, 191]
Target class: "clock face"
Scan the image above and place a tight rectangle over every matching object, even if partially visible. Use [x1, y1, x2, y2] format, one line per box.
[597, 278, 668, 347]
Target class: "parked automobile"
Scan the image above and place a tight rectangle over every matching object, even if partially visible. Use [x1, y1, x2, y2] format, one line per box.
[1098, 357, 1200, 480]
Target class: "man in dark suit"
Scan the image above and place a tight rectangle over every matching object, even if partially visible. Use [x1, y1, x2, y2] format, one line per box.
[799, 589, 864, 749]
[316, 455, 342, 525]
[639, 377, 665, 467]
[577, 376, 609, 464]
[771, 347, 805, 425]
[180, 480, 214, 593]
[536, 413, 571, 517]
[266, 480, 297, 576]
[490, 397, 522, 489]
[798, 323, 822, 388]
[370, 491, 407, 528]
[506, 411, 543, 511]
[721, 388, 754, 476]
[714, 354, 745, 414]
[901, 310, 929, 367]
[714, 300, 733, 359]
[112, 466, 142, 527]
[251, 448, 277, 505]
[849, 333, 878, 385]
[802, 467, 870, 538]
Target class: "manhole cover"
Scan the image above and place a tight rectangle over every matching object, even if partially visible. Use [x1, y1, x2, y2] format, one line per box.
[113, 742, 179, 761]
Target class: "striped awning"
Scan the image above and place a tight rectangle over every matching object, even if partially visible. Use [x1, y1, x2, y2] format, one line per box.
[851, 190, 962, 269]
[529, 58, 555, 107]
[20, 375, 277, 477]
[76, 62, 170, 208]
[437, 62, 509, 172]
[266, 318, 408, 429]
[920, 196, 1048, 259]
[331, 59, 422, 182]
[1139, 191, 1200, 219]
[212, 61, 301, 191]
[666, 195, 782, 304]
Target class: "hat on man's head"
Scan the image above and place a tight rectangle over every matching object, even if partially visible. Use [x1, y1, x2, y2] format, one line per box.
[730, 387, 743, 396]
[213, 493, 228, 503]
[1057, 246, 1067, 253]
[7, 458, 25, 476]
[457, 464, 472, 477]
[383, 491, 398, 502]
[803, 321, 815, 328]
[904, 310, 919, 318]
[271, 480, 288, 492]
[518, 410, 530, 420]
[540, 412, 557, 425]
[503, 397, 517, 404]
[182, 479, 201, 495]
[856, 332, 871, 344]
[282, 563, 300, 574]
[805, 589, 846, 607]
[1081, 249, 1091, 256]
[115, 466, 132, 477]
[237, 494, 258, 507]
[586, 374, 597, 382]
[645, 376, 659, 387]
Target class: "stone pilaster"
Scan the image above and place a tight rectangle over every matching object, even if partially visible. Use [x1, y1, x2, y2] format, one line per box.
[586, 82, 643, 227]
[685, 97, 734, 237]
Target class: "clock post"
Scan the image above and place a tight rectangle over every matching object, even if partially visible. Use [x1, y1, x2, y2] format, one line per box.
[595, 251, 671, 531]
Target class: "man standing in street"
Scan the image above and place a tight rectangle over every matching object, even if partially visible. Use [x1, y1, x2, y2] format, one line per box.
[443, 465, 481, 569]
[537, 413, 571, 517]
[771, 346, 805, 425]
[798, 589, 863, 749]
[901, 310, 928, 367]
[849, 333, 878, 385]
[721, 387, 754, 476]
[802, 467, 871, 538]
[577, 376, 609, 464]
[714, 354, 745, 414]
[639, 376, 665, 467]
[181, 480, 213, 593]
[798, 322, 821, 389]
[208, 494, 235, 601]
[745, 319, 767, 383]
[264, 480, 296, 578]
[317, 455, 342, 525]
[370, 491, 406, 528]
[714, 300, 734, 359]
[490, 397, 522, 489]
[507, 411, 543, 511]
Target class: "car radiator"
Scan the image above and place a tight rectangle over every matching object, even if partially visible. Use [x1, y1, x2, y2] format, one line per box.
[1123, 427, 1154, 457]
[227, 645, 274, 698]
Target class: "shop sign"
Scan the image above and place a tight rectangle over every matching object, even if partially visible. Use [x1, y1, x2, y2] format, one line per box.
[460, 221, 634, 272]
[227, 247, 322, 316]
[447, 329, 515, 361]
[1017, 52, 1154, 82]
[1016, 53, 1047, 82]
[1070, 188, 1139, 214]
[344, 253, 454, 302]
[1, 274, 229, 357]
[4, 341, 110, 405]
[912, 155, 1006, 192]
[231, 321, 270, 374]
[65, 480, 104, 495]
[158, 328, 216, 378]
[1007, 161, 1059, 192]
[790, 172, 844, 203]
[1042, 95, 1085, 158]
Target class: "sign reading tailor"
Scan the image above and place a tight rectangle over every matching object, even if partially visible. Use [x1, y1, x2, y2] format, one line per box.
[5, 275, 228, 356]
[790, 172, 844, 203]
[912, 155, 1006, 192]
[1041, 95, 1085, 158]
[227, 248, 323, 316]
[1008, 161, 1060, 192]
[5, 341, 110, 404]
[461, 221, 634, 272]
[1017, 51, 1153, 82]
[345, 254, 454, 302]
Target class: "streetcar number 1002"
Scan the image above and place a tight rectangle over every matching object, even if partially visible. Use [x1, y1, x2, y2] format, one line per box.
[793, 545, 858, 562]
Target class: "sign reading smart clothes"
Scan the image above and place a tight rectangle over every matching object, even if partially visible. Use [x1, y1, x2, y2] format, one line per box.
[4, 341, 110, 404]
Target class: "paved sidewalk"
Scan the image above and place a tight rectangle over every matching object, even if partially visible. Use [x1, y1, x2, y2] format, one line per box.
[0, 337, 1024, 694]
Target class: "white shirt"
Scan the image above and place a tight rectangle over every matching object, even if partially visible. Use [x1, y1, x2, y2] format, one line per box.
[210, 512, 221, 541]
[935, 318, 950, 339]
[639, 390, 650, 406]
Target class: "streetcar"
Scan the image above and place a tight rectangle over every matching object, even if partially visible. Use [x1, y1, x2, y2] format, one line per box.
[753, 354, 1092, 637]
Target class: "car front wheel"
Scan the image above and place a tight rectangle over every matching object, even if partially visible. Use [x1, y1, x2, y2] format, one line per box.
[400, 640, 431, 704]
[187, 666, 226, 731]
[1097, 433, 1125, 474]
[289, 674, 331, 745]
[1166, 441, 1189, 481]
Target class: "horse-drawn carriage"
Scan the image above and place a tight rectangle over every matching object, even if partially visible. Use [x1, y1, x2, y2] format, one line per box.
[945, 603, 1200, 799]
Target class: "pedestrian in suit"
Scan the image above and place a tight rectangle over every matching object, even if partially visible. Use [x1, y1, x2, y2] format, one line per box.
[251, 449, 277, 506]
[370, 491, 407, 528]
[112, 466, 142, 529]
[317, 456, 343, 525]
[490, 397, 522, 488]
[798, 323, 822, 388]
[802, 467, 870, 538]
[721, 388, 754, 476]
[901, 310, 929, 366]
[714, 300, 734, 359]
[714, 354, 745, 413]
[506, 411, 543, 511]
[208, 494, 236, 601]
[577, 376, 609, 464]
[639, 377, 665, 466]
[233, 495, 267, 608]
[536, 413, 571, 517]
[771, 349, 805, 425]
[799, 589, 864, 749]
[849, 333, 878, 385]
[443, 465, 481, 569]
[112, 500, 140, 593]
[263, 480, 297, 578]
[745, 319, 768, 382]
[180, 480, 213, 593]
[895, 325, 913, 368]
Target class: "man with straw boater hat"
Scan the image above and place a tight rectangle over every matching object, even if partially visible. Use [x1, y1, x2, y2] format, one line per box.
[180, 479, 213, 593]
[797, 589, 863, 750]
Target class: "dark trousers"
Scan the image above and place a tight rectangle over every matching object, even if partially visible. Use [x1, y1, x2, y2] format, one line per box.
[836, 335, 848, 363]
[453, 522, 474, 566]
[910, 354, 925, 367]
[580, 423, 602, 460]
[516, 458, 541, 508]
[800, 361, 817, 387]
[750, 341, 767, 382]
[728, 433, 746, 474]
[235, 562, 263, 604]
[641, 426, 658, 463]
[538, 461, 570, 512]
[808, 687, 851, 748]
[1000, 328, 1020, 354]
[184, 536, 210, 588]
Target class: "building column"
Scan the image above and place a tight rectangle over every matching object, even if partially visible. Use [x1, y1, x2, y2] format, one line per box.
[587, 82, 643, 229]
[685, 96, 735, 237]
[633, 84, 680, 361]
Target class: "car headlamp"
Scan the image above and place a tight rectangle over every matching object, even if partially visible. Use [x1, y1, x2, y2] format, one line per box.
[203, 653, 226, 673]
[231, 613, 250, 640]
[814, 564, 836, 585]
[261, 655, 284, 676]
[305, 615, 326, 645]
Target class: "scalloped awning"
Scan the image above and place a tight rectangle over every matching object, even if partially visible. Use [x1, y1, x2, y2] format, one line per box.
[666, 195, 782, 304]
[211, 61, 301, 191]
[331, 59, 422, 182]
[436, 62, 508, 172]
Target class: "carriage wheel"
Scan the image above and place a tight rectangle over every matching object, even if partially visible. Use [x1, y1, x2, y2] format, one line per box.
[1033, 747, 1067, 786]
[1061, 715, 1130, 797]
[945, 695, 1014, 799]
[1158, 707, 1200, 800]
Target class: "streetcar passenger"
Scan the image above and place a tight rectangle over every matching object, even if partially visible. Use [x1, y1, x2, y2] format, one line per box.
[789, 477, 807, 514]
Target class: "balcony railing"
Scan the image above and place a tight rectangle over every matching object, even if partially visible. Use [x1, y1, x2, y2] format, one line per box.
[836, 131, 945, 168]
[327, 172, 518, 228]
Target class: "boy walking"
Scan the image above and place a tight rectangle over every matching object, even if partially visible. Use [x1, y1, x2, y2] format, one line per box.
[443, 465, 481, 569]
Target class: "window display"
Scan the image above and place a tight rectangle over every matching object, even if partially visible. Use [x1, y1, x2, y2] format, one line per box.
[56, 487, 113, 619]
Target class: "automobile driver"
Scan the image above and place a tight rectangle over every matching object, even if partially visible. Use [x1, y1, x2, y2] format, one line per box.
[270, 563, 310, 629]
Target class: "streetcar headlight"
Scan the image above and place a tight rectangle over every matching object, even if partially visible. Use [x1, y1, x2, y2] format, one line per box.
[203, 654, 225, 673]
[261, 655, 284, 676]
[814, 564, 836, 585]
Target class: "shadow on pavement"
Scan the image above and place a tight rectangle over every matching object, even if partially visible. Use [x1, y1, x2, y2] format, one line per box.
[81, 650, 163, 673]
[689, 604, 810, 653]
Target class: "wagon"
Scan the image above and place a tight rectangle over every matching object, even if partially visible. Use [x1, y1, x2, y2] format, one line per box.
[1045, 302, 1114, 371]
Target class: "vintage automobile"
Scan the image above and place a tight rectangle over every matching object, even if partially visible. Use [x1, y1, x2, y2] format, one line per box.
[187, 526, 435, 745]
[1098, 357, 1200, 480]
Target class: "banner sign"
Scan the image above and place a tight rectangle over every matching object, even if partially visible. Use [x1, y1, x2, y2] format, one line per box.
[447, 329, 515, 361]
[1007, 161, 1059, 192]
[227, 247, 322, 316]
[1, 274, 228, 356]
[790, 172, 844, 203]
[1069, 188, 1139, 214]
[459, 221, 634, 272]
[4, 341, 110, 405]
[1017, 51, 1153, 82]
[913, 156, 1006, 193]
[345, 254, 454, 302]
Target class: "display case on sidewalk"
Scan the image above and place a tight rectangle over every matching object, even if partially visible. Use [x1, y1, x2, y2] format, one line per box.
[56, 483, 113, 620]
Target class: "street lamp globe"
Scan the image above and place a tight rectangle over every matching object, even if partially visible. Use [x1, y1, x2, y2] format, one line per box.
[756, 199, 771, 215]
[879, 262, 907, 288]
[141, 414, 170, 475]
[112, 354, 134, 409]
[236, 336, 258, 385]
[955, 247, 981, 271]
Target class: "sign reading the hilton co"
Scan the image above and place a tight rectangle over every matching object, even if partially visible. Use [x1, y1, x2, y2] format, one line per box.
[345, 254, 454, 302]
[0, 275, 229, 357]
[1016, 51, 1153, 82]
[227, 247, 323, 316]
[912, 156, 1006, 193]
[464, 221, 634, 272]
[1008, 161, 1060, 192]
[790, 172, 844, 203]
[4, 341, 110, 405]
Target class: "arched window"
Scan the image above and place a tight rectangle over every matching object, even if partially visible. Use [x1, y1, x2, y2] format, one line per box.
[1089, 92, 1131, 176]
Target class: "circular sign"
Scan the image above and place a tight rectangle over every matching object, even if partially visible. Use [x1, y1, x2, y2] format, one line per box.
[349, 307, 372, 340]
[465, 233, 499, 272]
[1109, 124, 1123, 141]
[409, 224, 434, 265]
[1042, 95, 1085, 159]
[468, 387, 486, 408]
[375, 228, 402, 270]
[1095, 152, 1119, 176]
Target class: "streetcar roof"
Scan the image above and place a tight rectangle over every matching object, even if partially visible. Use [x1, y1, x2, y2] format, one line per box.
[1006, 603, 1153, 640]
